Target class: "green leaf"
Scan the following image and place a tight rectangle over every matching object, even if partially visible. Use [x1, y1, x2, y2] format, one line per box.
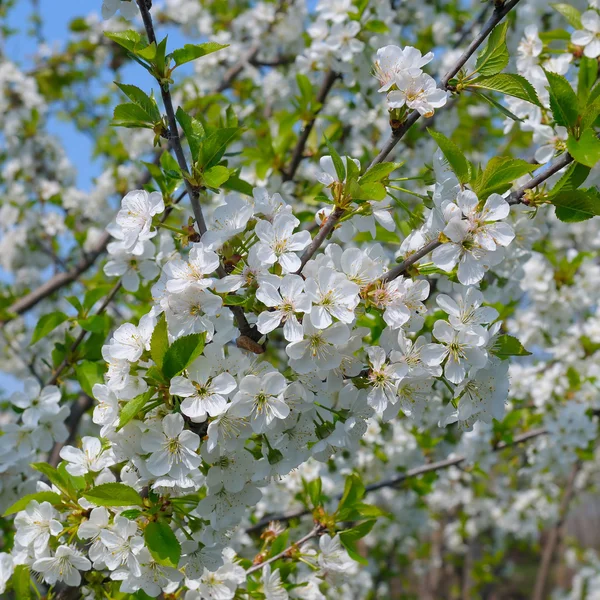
[104, 29, 144, 53]
[115, 83, 161, 122]
[551, 189, 600, 222]
[145, 521, 181, 567]
[12, 565, 31, 600]
[336, 473, 365, 521]
[31, 463, 74, 497]
[136, 41, 157, 61]
[198, 127, 242, 170]
[175, 107, 205, 163]
[567, 130, 600, 168]
[83, 285, 113, 310]
[578, 57, 598, 102]
[83, 483, 144, 507]
[581, 93, 600, 131]
[474, 21, 509, 76]
[550, 3, 582, 29]
[340, 519, 377, 545]
[3, 492, 63, 516]
[171, 42, 228, 67]
[324, 136, 346, 182]
[203, 165, 230, 188]
[75, 361, 106, 397]
[468, 73, 543, 108]
[471, 89, 525, 122]
[162, 333, 206, 380]
[150, 314, 169, 371]
[359, 162, 403, 185]
[551, 161, 591, 194]
[427, 129, 472, 184]
[545, 70, 579, 130]
[223, 294, 247, 306]
[472, 157, 538, 199]
[79, 314, 111, 333]
[307, 477, 322, 507]
[221, 175, 254, 196]
[31, 311, 69, 345]
[364, 19, 389, 33]
[491, 335, 532, 359]
[119, 390, 154, 430]
[296, 73, 313, 104]
[112, 103, 155, 128]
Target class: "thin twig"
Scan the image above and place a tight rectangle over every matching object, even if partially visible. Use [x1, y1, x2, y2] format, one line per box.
[246, 525, 323, 575]
[532, 462, 581, 600]
[378, 147, 576, 284]
[284, 69, 339, 182]
[297, 0, 523, 270]
[246, 426, 547, 534]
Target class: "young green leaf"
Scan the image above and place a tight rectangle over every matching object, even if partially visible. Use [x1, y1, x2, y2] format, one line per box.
[162, 332, 206, 379]
[468, 73, 543, 108]
[3, 491, 63, 516]
[566, 130, 600, 168]
[83, 483, 144, 507]
[545, 71, 579, 131]
[324, 136, 346, 182]
[145, 521, 181, 567]
[427, 129, 472, 184]
[75, 360, 106, 397]
[490, 335, 532, 359]
[119, 390, 155, 430]
[150, 314, 169, 370]
[31, 463, 75, 498]
[471, 89, 525, 122]
[31, 311, 69, 345]
[115, 83, 161, 122]
[550, 3, 583, 29]
[112, 103, 156, 129]
[359, 162, 403, 185]
[198, 127, 242, 170]
[203, 165, 231, 188]
[551, 189, 600, 222]
[578, 57, 598, 102]
[104, 29, 144, 53]
[175, 108, 205, 163]
[474, 21, 509, 76]
[171, 42, 228, 67]
[551, 161, 591, 194]
[472, 157, 538, 199]
[336, 473, 366, 520]
[12, 565, 31, 600]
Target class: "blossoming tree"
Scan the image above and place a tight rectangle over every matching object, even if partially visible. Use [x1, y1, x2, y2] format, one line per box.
[1, 0, 600, 598]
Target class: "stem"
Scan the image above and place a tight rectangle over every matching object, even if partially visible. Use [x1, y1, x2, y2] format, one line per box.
[297, 0, 523, 271]
[136, 0, 207, 236]
[532, 462, 581, 600]
[246, 525, 322, 575]
[245, 426, 548, 534]
[283, 70, 339, 182]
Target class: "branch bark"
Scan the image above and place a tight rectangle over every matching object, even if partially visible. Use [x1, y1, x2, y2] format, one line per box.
[246, 426, 547, 534]
[297, 0, 523, 270]
[532, 462, 581, 600]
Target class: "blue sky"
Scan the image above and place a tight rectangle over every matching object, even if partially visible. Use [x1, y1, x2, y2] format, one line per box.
[1, 1, 188, 396]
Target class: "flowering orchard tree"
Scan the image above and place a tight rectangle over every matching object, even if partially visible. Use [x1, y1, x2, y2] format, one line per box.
[1, 0, 600, 597]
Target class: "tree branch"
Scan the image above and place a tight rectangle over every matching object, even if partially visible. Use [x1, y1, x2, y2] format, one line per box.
[283, 69, 339, 182]
[297, 0, 523, 270]
[378, 147, 576, 284]
[246, 426, 547, 534]
[246, 525, 323, 575]
[532, 462, 581, 600]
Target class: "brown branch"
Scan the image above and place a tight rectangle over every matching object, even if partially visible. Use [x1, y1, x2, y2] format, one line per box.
[246, 426, 547, 534]
[532, 462, 581, 600]
[246, 525, 323, 575]
[378, 147, 577, 284]
[297, 0, 523, 270]
[283, 69, 339, 182]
